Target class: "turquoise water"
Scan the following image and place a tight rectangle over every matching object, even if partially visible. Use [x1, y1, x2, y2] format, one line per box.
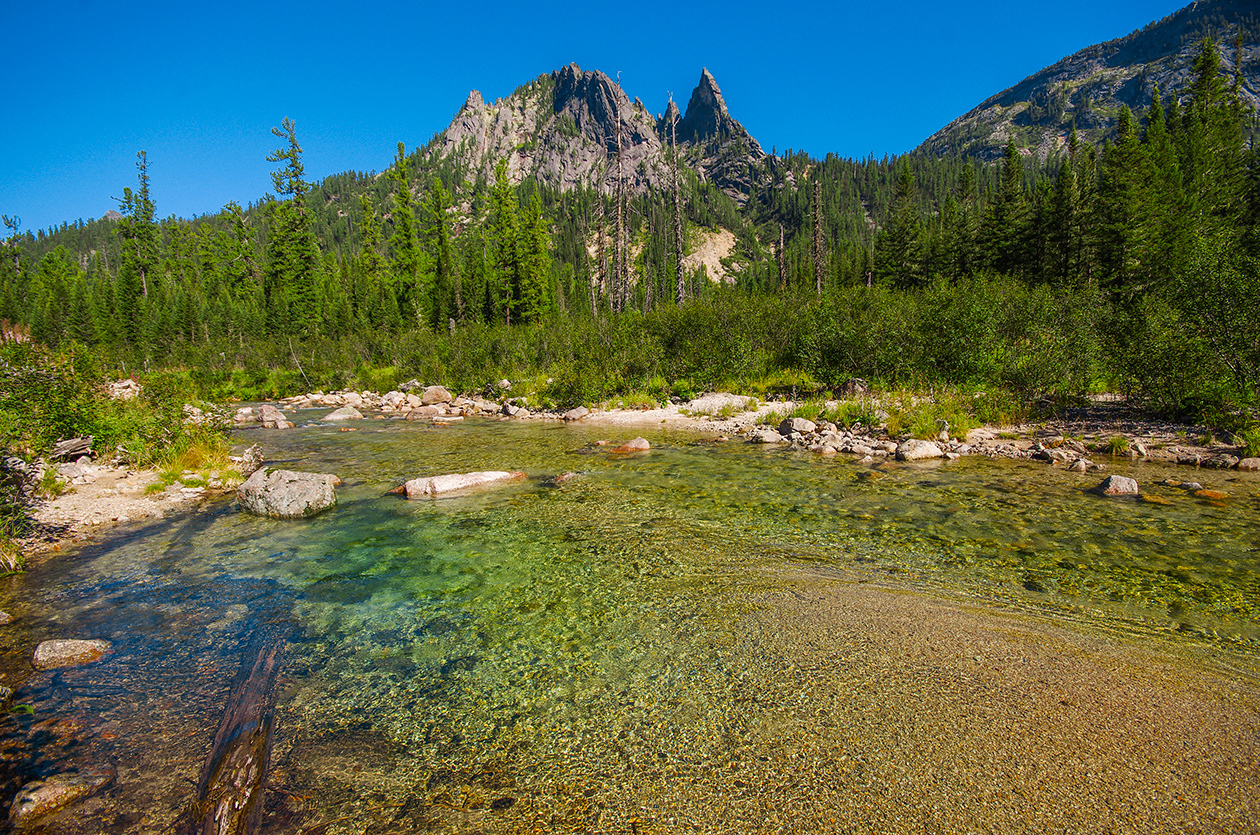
[1, 416, 1258, 831]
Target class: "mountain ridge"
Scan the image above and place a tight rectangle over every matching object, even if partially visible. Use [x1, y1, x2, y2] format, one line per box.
[918, 0, 1260, 160]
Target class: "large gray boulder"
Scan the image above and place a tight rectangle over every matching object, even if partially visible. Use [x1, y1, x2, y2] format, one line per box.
[237, 469, 340, 518]
[563, 406, 590, 421]
[323, 406, 363, 421]
[895, 439, 945, 461]
[400, 471, 526, 498]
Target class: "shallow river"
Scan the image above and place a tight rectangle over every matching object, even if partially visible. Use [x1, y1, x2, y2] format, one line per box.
[2, 416, 1259, 833]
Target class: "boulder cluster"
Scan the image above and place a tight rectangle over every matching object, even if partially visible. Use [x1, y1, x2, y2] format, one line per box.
[740, 417, 963, 463]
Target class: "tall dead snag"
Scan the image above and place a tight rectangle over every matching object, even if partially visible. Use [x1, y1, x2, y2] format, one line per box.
[672, 97, 685, 306]
[594, 192, 607, 311]
[777, 224, 786, 290]
[812, 179, 824, 299]
[613, 78, 626, 314]
[176, 625, 289, 835]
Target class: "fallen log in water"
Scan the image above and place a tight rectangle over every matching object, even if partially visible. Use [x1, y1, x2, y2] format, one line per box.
[175, 627, 288, 835]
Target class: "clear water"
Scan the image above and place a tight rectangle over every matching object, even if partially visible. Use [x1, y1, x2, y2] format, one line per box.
[2, 416, 1259, 832]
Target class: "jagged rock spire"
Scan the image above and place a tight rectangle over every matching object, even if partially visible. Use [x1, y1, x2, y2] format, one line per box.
[675, 68, 764, 156]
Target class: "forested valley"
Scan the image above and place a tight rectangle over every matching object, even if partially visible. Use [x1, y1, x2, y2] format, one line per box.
[3, 37, 1258, 434]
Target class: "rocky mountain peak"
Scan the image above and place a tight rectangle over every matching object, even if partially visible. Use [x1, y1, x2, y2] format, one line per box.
[434, 63, 766, 202]
[656, 98, 682, 142]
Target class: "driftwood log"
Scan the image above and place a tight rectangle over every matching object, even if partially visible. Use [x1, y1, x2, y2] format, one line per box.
[175, 627, 288, 835]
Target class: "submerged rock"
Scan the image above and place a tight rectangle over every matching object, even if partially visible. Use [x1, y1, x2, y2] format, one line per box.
[1095, 475, 1139, 496]
[33, 639, 111, 670]
[237, 469, 340, 518]
[611, 437, 651, 453]
[400, 471, 526, 498]
[748, 428, 789, 445]
[9, 766, 116, 825]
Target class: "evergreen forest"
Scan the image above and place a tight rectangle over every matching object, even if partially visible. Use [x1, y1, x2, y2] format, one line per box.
[3, 38, 1259, 433]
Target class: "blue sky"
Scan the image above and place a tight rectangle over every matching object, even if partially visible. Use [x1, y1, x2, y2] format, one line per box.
[2, 0, 1188, 234]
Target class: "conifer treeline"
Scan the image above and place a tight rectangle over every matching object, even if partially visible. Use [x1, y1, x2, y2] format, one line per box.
[1, 38, 1256, 421]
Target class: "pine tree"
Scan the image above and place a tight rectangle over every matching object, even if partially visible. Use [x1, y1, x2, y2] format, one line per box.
[982, 140, 1028, 276]
[874, 161, 922, 288]
[388, 142, 424, 326]
[264, 118, 322, 335]
[488, 159, 520, 326]
[114, 151, 159, 343]
[421, 176, 457, 327]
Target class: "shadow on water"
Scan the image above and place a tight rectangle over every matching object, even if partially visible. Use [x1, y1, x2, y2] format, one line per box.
[0, 500, 300, 833]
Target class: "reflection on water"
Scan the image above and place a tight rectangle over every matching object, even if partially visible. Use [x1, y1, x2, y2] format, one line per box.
[2, 416, 1259, 832]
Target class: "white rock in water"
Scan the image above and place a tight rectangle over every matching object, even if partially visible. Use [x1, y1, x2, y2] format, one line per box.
[402, 471, 526, 498]
[33, 639, 111, 670]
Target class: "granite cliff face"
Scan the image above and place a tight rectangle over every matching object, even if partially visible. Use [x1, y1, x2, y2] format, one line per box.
[919, 0, 1259, 160]
[436, 65, 765, 202]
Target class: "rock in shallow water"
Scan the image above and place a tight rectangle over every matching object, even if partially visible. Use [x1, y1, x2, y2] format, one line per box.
[237, 469, 340, 518]
[9, 766, 116, 825]
[401, 471, 526, 498]
[33, 639, 111, 670]
[611, 437, 651, 453]
[1095, 475, 1140, 496]
[323, 406, 363, 422]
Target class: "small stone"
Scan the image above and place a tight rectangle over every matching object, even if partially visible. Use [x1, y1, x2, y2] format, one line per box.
[1095, 475, 1139, 496]
[562, 406, 590, 421]
[33, 639, 112, 670]
[0, 611, 11, 625]
[1180, 482, 1204, 491]
[1239, 458, 1260, 471]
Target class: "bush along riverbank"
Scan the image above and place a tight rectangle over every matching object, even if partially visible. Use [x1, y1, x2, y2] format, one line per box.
[5, 333, 1259, 563]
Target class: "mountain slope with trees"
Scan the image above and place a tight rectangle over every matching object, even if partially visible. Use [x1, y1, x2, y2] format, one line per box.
[1, 1, 1257, 439]
[918, 0, 1259, 160]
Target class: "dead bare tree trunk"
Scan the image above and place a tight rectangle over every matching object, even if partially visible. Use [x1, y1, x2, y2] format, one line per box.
[615, 121, 626, 315]
[672, 107, 685, 306]
[812, 179, 824, 300]
[594, 193, 606, 308]
[778, 224, 786, 290]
